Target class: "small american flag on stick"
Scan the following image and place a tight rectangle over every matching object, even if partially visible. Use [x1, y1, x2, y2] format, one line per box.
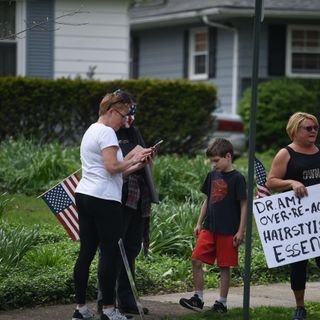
[40, 172, 80, 241]
[254, 158, 270, 198]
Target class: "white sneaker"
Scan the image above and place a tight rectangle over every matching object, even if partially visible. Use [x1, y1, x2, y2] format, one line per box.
[102, 308, 127, 320]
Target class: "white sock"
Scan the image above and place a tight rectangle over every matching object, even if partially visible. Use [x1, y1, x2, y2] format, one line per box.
[217, 297, 227, 306]
[103, 307, 114, 315]
[77, 305, 88, 313]
[194, 291, 203, 301]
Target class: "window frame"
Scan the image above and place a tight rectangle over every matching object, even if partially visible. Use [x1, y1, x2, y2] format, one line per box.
[0, 0, 26, 76]
[188, 27, 209, 80]
[286, 24, 320, 78]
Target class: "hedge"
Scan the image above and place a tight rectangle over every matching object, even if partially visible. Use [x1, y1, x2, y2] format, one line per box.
[0, 77, 217, 154]
[239, 79, 320, 151]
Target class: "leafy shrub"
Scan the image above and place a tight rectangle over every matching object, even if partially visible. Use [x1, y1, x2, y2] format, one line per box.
[152, 154, 211, 201]
[36, 224, 70, 244]
[24, 246, 66, 267]
[136, 254, 194, 294]
[0, 240, 97, 309]
[0, 192, 10, 220]
[149, 197, 201, 258]
[239, 79, 318, 151]
[0, 78, 216, 154]
[0, 224, 39, 268]
[0, 150, 307, 310]
[0, 139, 213, 197]
[0, 138, 80, 194]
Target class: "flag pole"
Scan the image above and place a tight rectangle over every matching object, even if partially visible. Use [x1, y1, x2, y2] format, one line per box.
[37, 168, 81, 198]
[243, 0, 264, 319]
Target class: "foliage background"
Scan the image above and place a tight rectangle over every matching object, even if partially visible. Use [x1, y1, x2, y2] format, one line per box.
[239, 79, 320, 151]
[1, 140, 320, 310]
[0, 78, 216, 154]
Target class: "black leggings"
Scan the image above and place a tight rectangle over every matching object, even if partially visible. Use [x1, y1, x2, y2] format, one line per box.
[290, 256, 320, 291]
[74, 193, 123, 305]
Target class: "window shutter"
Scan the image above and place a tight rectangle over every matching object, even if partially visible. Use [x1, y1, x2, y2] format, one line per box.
[131, 36, 140, 79]
[268, 25, 286, 76]
[183, 30, 189, 78]
[0, 43, 16, 76]
[208, 27, 217, 78]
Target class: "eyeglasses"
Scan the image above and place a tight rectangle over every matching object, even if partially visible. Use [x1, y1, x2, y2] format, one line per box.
[109, 89, 137, 116]
[299, 125, 319, 132]
[113, 108, 128, 120]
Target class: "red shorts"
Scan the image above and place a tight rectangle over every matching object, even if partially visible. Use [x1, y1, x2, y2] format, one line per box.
[191, 229, 238, 267]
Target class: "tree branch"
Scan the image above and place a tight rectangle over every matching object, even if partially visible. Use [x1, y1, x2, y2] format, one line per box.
[0, 8, 89, 40]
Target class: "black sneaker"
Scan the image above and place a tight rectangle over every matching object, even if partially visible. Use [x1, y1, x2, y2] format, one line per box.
[72, 308, 95, 320]
[179, 294, 204, 311]
[292, 306, 307, 320]
[211, 300, 227, 313]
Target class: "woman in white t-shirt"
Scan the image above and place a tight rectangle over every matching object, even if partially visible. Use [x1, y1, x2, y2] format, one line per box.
[72, 90, 152, 320]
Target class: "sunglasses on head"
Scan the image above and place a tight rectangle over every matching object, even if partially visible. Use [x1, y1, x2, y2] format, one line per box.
[109, 89, 136, 116]
[299, 125, 319, 132]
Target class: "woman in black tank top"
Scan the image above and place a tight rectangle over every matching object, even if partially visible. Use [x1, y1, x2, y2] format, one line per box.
[266, 112, 320, 320]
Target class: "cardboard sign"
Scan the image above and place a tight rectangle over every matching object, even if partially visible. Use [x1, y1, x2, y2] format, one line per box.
[253, 184, 320, 268]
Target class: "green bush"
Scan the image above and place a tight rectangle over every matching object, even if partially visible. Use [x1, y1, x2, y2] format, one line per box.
[0, 146, 312, 310]
[152, 154, 211, 202]
[0, 138, 80, 194]
[0, 192, 10, 220]
[0, 78, 216, 154]
[0, 223, 39, 268]
[0, 138, 212, 196]
[239, 79, 318, 151]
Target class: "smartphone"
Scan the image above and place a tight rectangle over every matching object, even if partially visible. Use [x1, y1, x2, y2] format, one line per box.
[152, 140, 163, 150]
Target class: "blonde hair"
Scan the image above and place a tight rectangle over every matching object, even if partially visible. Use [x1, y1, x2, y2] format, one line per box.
[286, 112, 319, 140]
[99, 93, 130, 116]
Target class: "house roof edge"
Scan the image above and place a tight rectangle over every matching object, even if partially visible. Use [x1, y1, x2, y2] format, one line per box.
[130, 7, 320, 29]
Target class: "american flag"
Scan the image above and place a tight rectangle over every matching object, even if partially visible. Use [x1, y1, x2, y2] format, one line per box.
[41, 173, 80, 241]
[254, 158, 271, 198]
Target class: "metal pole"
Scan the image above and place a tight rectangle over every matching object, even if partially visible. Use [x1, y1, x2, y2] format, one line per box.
[243, 0, 264, 319]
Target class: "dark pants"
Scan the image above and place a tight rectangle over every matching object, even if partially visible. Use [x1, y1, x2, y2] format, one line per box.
[97, 204, 144, 307]
[290, 256, 320, 291]
[74, 193, 123, 305]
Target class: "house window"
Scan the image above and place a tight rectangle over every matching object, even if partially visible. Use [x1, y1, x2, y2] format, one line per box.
[189, 28, 208, 80]
[0, 1, 17, 76]
[287, 25, 320, 77]
[0, 1, 26, 76]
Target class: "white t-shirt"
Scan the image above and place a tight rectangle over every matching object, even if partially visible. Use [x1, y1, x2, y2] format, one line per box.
[76, 123, 124, 202]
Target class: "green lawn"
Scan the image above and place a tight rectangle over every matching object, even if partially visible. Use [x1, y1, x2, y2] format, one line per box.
[3, 193, 58, 225]
[165, 303, 320, 320]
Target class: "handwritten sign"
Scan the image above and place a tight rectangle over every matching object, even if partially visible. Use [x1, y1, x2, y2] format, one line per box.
[253, 184, 320, 268]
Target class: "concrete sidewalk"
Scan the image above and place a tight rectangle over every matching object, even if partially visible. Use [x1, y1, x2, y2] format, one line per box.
[0, 282, 319, 320]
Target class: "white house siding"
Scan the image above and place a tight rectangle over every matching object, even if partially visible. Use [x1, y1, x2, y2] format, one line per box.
[209, 28, 234, 113]
[54, 0, 129, 80]
[237, 19, 268, 80]
[138, 27, 184, 79]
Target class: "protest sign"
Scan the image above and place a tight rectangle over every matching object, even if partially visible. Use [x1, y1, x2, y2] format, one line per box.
[253, 183, 320, 268]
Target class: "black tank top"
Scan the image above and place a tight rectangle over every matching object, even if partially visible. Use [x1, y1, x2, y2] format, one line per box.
[284, 146, 320, 187]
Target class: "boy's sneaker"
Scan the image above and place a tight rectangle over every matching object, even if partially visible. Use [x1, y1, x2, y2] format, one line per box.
[179, 294, 204, 311]
[292, 306, 307, 320]
[211, 300, 228, 313]
[100, 308, 128, 320]
[72, 308, 95, 319]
